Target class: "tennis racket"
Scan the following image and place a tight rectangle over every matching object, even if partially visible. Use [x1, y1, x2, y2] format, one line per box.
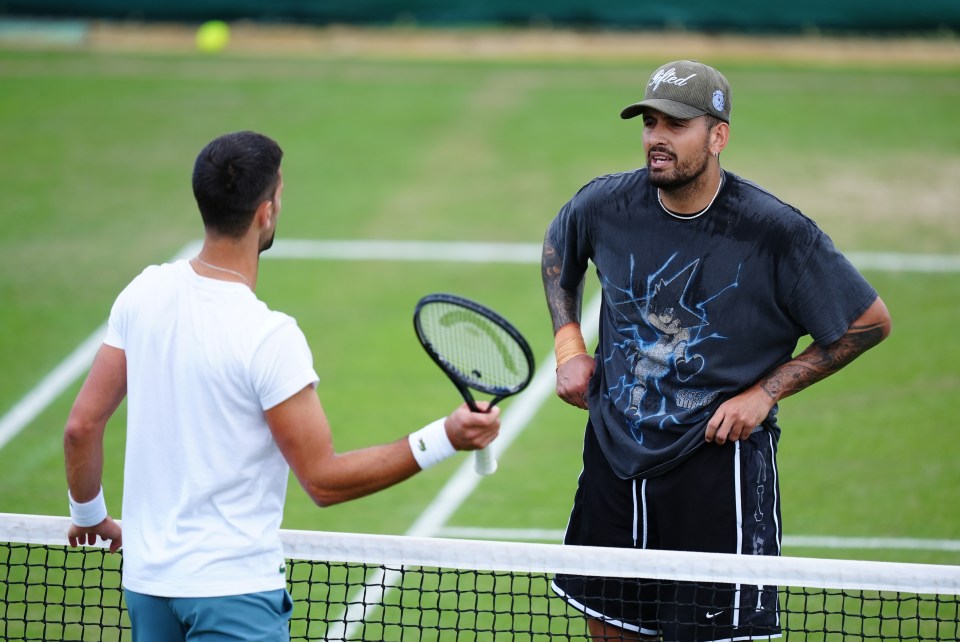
[413, 293, 535, 475]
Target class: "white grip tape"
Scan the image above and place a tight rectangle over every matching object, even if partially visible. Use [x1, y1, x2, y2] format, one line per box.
[474, 447, 498, 476]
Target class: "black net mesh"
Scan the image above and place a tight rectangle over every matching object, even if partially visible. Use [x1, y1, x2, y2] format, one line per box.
[2, 532, 959, 641]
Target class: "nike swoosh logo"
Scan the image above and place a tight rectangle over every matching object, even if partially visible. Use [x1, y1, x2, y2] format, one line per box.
[706, 611, 723, 619]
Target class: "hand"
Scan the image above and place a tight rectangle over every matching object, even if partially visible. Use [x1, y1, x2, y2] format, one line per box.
[67, 517, 122, 553]
[705, 386, 775, 445]
[444, 402, 501, 451]
[556, 354, 594, 409]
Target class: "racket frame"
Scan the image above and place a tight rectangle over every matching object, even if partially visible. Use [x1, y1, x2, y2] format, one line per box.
[413, 293, 535, 475]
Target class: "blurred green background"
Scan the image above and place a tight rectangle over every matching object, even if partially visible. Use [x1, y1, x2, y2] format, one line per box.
[0, 24, 958, 570]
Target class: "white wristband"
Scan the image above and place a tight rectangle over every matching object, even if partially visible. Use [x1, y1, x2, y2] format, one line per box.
[408, 418, 456, 470]
[68, 486, 108, 527]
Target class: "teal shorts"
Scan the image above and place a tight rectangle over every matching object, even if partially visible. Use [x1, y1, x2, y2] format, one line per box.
[124, 588, 293, 642]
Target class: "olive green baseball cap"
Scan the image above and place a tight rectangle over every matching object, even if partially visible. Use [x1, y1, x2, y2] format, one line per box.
[620, 60, 731, 123]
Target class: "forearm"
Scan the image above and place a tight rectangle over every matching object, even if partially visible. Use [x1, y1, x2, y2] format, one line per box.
[301, 439, 421, 507]
[272, 391, 499, 507]
[705, 306, 890, 444]
[64, 432, 106, 502]
[542, 233, 583, 332]
[63, 344, 126, 502]
[757, 300, 891, 404]
[543, 233, 595, 406]
[64, 411, 114, 536]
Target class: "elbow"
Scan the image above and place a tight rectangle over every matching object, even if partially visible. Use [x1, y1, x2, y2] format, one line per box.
[289, 456, 358, 508]
[302, 482, 352, 509]
[63, 414, 99, 452]
[876, 300, 894, 343]
[861, 296, 893, 348]
[308, 493, 339, 509]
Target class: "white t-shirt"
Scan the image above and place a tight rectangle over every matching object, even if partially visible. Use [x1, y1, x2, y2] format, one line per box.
[104, 259, 319, 597]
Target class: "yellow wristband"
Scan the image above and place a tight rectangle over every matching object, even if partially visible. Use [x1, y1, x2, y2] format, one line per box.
[554, 322, 588, 368]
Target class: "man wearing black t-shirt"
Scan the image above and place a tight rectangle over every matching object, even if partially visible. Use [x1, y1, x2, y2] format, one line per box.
[542, 60, 892, 642]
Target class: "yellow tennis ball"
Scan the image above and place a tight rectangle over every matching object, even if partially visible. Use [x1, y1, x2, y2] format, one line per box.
[196, 21, 230, 53]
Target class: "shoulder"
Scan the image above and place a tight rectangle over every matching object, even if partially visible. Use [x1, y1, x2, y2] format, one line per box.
[558, 168, 649, 226]
[727, 173, 809, 219]
[572, 167, 648, 202]
[250, 312, 317, 387]
[726, 172, 822, 236]
[114, 261, 181, 306]
[252, 309, 306, 347]
[125, 260, 185, 290]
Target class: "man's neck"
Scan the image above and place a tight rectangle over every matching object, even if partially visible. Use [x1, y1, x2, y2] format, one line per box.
[192, 237, 259, 289]
[657, 166, 724, 216]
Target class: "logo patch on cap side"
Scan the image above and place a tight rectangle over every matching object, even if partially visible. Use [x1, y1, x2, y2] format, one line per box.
[712, 90, 725, 113]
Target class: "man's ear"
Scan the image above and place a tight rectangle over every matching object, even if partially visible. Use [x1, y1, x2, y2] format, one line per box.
[254, 199, 273, 228]
[711, 121, 730, 156]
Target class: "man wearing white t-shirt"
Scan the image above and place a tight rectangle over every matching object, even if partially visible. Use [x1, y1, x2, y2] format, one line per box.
[63, 130, 500, 640]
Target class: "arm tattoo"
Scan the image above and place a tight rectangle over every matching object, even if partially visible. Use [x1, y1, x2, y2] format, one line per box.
[759, 321, 888, 402]
[542, 234, 584, 333]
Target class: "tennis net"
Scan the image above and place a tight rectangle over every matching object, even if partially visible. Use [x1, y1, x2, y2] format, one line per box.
[2, 512, 958, 641]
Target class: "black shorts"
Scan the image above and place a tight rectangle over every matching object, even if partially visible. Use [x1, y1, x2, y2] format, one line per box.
[552, 424, 782, 642]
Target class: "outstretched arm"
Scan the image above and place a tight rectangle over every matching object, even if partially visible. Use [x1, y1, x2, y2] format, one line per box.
[266, 387, 500, 507]
[542, 232, 593, 409]
[705, 296, 893, 444]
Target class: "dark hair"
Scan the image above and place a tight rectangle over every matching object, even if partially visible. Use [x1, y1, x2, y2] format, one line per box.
[703, 114, 724, 131]
[191, 131, 283, 238]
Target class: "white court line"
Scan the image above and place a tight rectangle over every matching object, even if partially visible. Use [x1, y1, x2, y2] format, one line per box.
[785, 535, 960, 552]
[265, 240, 960, 273]
[0, 238, 541, 450]
[322, 293, 603, 641]
[266, 239, 541, 263]
[4, 239, 958, 638]
[408, 291, 602, 540]
[0, 241, 199, 451]
[3, 239, 958, 456]
[0, 330, 106, 450]
[4, 240, 956, 450]
[846, 251, 960, 273]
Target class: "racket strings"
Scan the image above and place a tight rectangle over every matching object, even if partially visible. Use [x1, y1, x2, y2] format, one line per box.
[418, 303, 531, 394]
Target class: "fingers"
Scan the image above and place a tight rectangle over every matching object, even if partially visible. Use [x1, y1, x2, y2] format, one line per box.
[66, 522, 123, 552]
[556, 355, 594, 410]
[705, 409, 755, 445]
[559, 389, 589, 409]
[67, 530, 98, 547]
[467, 400, 496, 414]
[707, 387, 774, 444]
[474, 425, 500, 449]
[556, 380, 588, 409]
[706, 411, 740, 445]
[448, 402, 501, 451]
[459, 401, 500, 422]
[67, 525, 85, 548]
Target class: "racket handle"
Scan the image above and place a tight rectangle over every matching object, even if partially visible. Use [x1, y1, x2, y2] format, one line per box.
[474, 446, 498, 476]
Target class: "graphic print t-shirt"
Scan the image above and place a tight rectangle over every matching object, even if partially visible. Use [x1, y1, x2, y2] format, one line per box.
[548, 169, 877, 479]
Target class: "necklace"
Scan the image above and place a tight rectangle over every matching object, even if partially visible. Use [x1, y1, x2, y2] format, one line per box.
[657, 170, 725, 220]
[193, 257, 251, 286]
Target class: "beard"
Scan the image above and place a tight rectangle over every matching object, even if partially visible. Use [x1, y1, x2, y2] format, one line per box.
[647, 143, 712, 192]
[259, 231, 275, 253]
